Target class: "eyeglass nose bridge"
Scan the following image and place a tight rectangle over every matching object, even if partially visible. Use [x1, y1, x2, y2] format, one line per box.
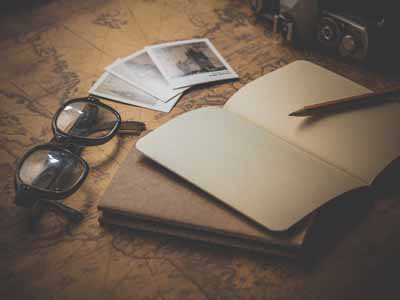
[15, 183, 36, 208]
[53, 133, 72, 143]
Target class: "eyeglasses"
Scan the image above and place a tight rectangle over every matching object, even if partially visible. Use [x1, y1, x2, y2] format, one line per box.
[15, 96, 145, 223]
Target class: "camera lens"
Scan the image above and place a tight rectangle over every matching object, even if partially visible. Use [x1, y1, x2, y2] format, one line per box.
[322, 25, 334, 41]
[317, 17, 341, 47]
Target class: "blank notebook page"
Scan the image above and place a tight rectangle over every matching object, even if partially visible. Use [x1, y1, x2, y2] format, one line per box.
[136, 107, 363, 231]
[225, 60, 400, 184]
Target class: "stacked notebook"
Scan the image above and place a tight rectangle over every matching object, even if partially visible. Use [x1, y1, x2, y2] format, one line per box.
[99, 150, 314, 257]
[99, 61, 400, 257]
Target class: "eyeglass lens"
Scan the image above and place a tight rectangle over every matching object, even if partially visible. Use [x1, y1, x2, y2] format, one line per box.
[19, 149, 85, 192]
[56, 101, 118, 139]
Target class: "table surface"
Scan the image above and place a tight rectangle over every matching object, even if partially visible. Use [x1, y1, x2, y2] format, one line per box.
[2, 1, 400, 299]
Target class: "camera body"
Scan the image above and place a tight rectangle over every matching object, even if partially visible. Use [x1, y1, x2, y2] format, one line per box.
[249, 0, 395, 62]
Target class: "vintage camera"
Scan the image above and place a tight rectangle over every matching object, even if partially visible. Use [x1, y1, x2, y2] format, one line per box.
[249, 0, 397, 63]
[250, 0, 319, 43]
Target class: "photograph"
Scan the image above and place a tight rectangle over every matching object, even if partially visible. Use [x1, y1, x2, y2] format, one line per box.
[105, 50, 187, 102]
[88, 72, 182, 113]
[146, 38, 239, 89]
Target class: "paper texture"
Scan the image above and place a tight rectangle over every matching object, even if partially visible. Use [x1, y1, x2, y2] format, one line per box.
[137, 107, 364, 231]
[224, 60, 400, 184]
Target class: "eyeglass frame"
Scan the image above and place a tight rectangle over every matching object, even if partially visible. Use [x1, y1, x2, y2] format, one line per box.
[52, 97, 121, 146]
[14, 96, 145, 220]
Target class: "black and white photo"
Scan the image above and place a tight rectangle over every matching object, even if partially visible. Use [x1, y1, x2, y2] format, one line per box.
[89, 72, 182, 113]
[105, 50, 187, 102]
[146, 39, 238, 89]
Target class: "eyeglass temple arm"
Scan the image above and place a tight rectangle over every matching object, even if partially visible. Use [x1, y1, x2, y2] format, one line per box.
[37, 199, 84, 223]
[106, 120, 146, 134]
[49, 120, 145, 146]
[52, 121, 146, 140]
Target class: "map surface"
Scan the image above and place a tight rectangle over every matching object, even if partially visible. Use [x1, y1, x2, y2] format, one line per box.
[1, 1, 400, 299]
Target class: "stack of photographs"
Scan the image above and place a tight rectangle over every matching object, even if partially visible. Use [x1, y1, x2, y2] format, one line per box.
[89, 38, 239, 113]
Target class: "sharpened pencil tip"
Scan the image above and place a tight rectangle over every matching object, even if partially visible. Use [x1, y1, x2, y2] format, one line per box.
[288, 111, 304, 117]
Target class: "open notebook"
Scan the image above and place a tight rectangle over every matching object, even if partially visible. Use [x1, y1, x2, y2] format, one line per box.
[136, 60, 400, 231]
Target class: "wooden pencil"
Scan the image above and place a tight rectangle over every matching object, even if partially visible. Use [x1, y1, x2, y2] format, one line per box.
[289, 86, 400, 117]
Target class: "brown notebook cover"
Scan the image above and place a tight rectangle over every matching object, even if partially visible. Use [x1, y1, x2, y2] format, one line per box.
[98, 147, 314, 257]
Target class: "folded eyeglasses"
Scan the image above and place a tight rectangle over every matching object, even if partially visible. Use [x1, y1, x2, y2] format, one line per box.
[15, 96, 145, 223]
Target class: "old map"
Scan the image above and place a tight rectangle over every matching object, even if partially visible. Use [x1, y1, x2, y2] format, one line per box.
[1, 0, 400, 299]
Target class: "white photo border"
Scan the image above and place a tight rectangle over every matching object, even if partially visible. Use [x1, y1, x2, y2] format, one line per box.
[88, 72, 182, 113]
[146, 38, 239, 89]
[105, 50, 188, 102]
